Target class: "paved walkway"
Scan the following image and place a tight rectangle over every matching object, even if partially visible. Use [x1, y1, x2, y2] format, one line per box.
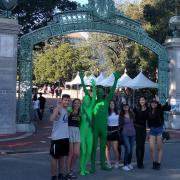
[0, 96, 55, 154]
[0, 96, 180, 155]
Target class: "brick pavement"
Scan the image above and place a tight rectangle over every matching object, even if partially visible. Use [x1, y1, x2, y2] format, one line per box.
[0, 96, 55, 154]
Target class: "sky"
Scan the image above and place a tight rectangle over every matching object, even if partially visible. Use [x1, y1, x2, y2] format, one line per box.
[70, 0, 140, 5]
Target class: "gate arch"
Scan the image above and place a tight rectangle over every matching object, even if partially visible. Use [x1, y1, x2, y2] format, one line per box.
[18, 1, 169, 123]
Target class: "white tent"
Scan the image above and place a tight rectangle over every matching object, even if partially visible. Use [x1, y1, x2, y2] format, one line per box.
[123, 71, 157, 107]
[65, 72, 81, 86]
[84, 74, 96, 85]
[117, 70, 132, 88]
[96, 73, 106, 85]
[99, 73, 115, 87]
[124, 71, 157, 89]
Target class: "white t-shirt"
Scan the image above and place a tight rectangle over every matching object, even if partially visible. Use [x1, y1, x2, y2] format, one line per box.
[33, 100, 40, 110]
[108, 112, 119, 126]
[51, 108, 69, 140]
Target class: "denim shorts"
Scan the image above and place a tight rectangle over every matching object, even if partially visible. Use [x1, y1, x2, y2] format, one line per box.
[150, 127, 163, 136]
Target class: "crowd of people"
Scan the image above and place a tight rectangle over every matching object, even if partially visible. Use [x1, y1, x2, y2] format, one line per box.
[32, 93, 46, 121]
[48, 72, 171, 180]
[32, 84, 63, 121]
[40, 84, 62, 98]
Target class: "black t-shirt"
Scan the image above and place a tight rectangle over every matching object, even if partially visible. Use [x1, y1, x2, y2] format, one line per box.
[68, 112, 81, 127]
[148, 110, 162, 128]
[147, 103, 171, 128]
[134, 107, 148, 128]
[38, 96, 46, 109]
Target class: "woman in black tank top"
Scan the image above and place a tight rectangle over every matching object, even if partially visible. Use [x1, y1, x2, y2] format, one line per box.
[67, 98, 81, 179]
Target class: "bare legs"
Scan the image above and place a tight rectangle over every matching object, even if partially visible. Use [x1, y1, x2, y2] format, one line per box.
[67, 142, 80, 173]
[51, 157, 64, 177]
[149, 135, 163, 170]
[106, 141, 119, 165]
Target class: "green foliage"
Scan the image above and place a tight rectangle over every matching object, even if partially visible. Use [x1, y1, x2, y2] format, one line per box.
[142, 0, 180, 43]
[12, 0, 77, 34]
[117, 0, 179, 79]
[33, 43, 97, 85]
[31, 0, 177, 85]
[86, 33, 130, 75]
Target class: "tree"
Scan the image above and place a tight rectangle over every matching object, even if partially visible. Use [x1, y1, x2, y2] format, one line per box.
[119, 0, 179, 78]
[86, 33, 131, 75]
[142, 0, 180, 43]
[12, 0, 77, 34]
[33, 43, 97, 85]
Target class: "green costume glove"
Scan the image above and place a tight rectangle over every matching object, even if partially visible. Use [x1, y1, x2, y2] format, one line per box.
[67, 106, 73, 113]
[93, 101, 104, 115]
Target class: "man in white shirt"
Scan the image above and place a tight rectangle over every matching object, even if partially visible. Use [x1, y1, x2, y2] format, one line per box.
[49, 94, 70, 180]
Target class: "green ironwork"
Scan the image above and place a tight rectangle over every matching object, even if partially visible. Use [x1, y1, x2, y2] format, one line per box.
[18, 0, 169, 123]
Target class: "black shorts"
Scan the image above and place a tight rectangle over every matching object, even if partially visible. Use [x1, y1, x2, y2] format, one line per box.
[107, 126, 119, 141]
[50, 138, 69, 159]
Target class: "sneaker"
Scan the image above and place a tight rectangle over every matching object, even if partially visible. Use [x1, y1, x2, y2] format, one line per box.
[113, 162, 120, 169]
[66, 172, 77, 179]
[106, 162, 112, 168]
[128, 164, 134, 170]
[101, 164, 112, 171]
[122, 165, 131, 171]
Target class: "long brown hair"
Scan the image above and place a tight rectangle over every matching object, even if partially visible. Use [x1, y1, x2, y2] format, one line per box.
[108, 100, 118, 115]
[119, 104, 135, 121]
[72, 98, 81, 115]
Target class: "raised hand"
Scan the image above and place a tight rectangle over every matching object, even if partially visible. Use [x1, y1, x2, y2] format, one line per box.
[67, 106, 73, 113]
[79, 70, 85, 79]
[91, 79, 96, 87]
[113, 71, 121, 80]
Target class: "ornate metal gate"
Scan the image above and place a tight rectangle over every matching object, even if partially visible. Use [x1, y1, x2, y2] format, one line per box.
[18, 0, 169, 123]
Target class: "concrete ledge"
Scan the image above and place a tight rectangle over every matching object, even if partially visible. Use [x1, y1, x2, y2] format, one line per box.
[0, 132, 33, 142]
[0, 18, 18, 24]
[16, 123, 36, 133]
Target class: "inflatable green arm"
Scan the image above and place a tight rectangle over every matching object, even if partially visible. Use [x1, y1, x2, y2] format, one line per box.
[106, 71, 120, 102]
[90, 79, 96, 109]
[79, 70, 90, 97]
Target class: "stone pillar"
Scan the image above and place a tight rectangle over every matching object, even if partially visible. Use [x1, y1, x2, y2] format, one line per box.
[164, 38, 180, 129]
[0, 18, 20, 134]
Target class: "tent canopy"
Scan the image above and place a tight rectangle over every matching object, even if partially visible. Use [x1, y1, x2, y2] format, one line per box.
[117, 71, 132, 88]
[96, 72, 106, 85]
[84, 74, 96, 85]
[98, 73, 115, 87]
[124, 71, 157, 89]
[65, 73, 96, 86]
[65, 72, 81, 86]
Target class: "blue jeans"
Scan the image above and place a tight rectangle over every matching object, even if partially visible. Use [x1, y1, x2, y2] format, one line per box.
[123, 135, 135, 166]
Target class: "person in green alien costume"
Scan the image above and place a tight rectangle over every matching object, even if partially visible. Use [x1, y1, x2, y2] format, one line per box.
[80, 79, 96, 176]
[80, 70, 120, 173]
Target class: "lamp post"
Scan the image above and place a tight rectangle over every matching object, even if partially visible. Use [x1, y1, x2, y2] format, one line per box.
[0, 0, 17, 18]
